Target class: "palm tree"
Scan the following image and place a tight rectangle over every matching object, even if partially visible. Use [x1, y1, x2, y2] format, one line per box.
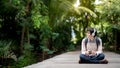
[49, 0, 97, 27]
[48, 0, 97, 49]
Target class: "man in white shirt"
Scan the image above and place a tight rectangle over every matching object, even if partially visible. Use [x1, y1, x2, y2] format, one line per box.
[79, 27, 108, 64]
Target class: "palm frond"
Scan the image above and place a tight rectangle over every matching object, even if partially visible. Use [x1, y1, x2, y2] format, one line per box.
[78, 6, 97, 17]
[49, 0, 97, 26]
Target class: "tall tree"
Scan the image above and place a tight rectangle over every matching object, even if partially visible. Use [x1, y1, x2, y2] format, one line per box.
[49, 0, 97, 45]
[101, 0, 120, 51]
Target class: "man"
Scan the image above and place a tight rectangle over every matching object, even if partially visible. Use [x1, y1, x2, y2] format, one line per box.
[79, 27, 108, 64]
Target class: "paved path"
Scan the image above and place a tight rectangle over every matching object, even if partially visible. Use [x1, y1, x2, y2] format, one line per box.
[24, 51, 120, 68]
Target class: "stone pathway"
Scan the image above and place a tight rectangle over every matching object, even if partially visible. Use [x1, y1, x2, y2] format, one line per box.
[24, 51, 120, 68]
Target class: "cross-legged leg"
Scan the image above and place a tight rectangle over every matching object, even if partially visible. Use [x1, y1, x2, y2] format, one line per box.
[79, 53, 105, 63]
[96, 53, 105, 60]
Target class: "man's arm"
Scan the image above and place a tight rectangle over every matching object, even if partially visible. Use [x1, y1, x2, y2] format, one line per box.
[81, 38, 89, 55]
[96, 38, 103, 55]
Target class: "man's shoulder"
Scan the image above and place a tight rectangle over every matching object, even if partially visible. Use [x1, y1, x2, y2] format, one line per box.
[95, 37, 102, 41]
[82, 37, 88, 43]
[82, 37, 87, 41]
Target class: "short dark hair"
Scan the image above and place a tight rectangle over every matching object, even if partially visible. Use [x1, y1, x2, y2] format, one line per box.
[86, 27, 97, 37]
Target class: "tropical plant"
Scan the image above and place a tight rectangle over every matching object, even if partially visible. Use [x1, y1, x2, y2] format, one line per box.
[0, 40, 17, 66]
[101, 0, 120, 51]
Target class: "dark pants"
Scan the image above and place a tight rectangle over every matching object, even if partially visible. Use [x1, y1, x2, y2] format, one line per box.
[80, 53, 105, 63]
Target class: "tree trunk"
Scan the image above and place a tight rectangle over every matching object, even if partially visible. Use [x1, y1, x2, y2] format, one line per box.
[27, 27, 30, 44]
[20, 26, 25, 54]
[114, 29, 117, 51]
[26, 0, 32, 45]
[82, 14, 89, 36]
[20, 0, 32, 54]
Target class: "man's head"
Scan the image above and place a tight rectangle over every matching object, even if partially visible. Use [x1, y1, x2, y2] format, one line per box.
[86, 27, 97, 38]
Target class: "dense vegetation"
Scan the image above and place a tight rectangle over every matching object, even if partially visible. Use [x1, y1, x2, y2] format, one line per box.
[0, 0, 120, 67]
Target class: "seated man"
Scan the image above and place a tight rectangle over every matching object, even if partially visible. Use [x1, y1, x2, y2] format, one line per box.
[79, 27, 108, 64]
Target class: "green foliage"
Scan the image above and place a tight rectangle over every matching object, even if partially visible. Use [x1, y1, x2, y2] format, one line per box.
[51, 22, 74, 52]
[66, 44, 75, 51]
[49, 0, 97, 26]
[3, 0, 120, 67]
[0, 40, 17, 61]
[11, 52, 36, 68]
[104, 24, 120, 45]
[7, 43, 36, 68]
[31, 0, 49, 28]
[0, 40, 17, 67]
[98, 0, 120, 51]
[102, 0, 120, 24]
[40, 46, 54, 54]
[23, 43, 33, 52]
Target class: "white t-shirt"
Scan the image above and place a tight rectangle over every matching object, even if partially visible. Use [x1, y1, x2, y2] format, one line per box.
[81, 37, 103, 55]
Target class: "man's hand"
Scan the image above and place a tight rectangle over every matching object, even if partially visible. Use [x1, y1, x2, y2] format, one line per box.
[85, 51, 97, 56]
[85, 51, 89, 56]
[90, 51, 97, 56]
[92, 51, 96, 54]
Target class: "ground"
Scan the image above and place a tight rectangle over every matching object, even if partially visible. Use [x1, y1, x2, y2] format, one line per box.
[24, 51, 120, 68]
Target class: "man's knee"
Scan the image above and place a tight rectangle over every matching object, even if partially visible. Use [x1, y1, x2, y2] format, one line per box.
[98, 53, 105, 59]
[80, 54, 86, 59]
